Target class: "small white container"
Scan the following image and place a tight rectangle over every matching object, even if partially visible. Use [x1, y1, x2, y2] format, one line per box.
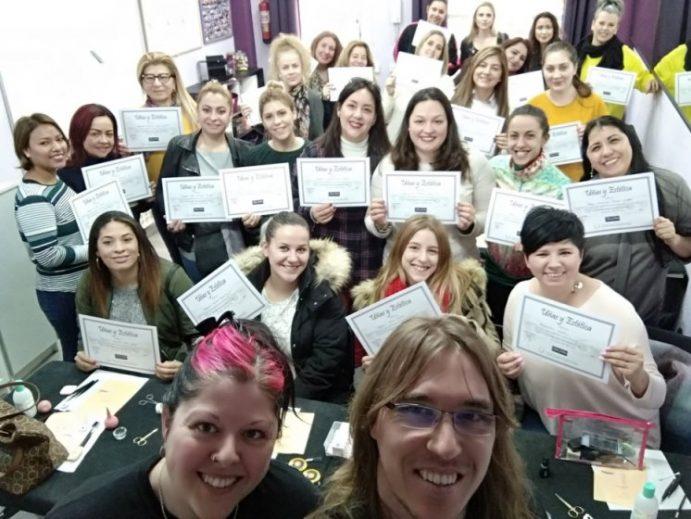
[630, 482, 658, 519]
[12, 384, 36, 418]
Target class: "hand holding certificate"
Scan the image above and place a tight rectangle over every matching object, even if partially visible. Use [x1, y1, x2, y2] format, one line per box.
[675, 71, 691, 107]
[452, 105, 505, 156]
[328, 67, 375, 101]
[545, 122, 582, 166]
[395, 52, 443, 90]
[220, 164, 293, 218]
[383, 171, 460, 224]
[411, 20, 451, 47]
[82, 155, 151, 202]
[121, 107, 183, 152]
[513, 293, 614, 382]
[69, 180, 133, 242]
[586, 67, 636, 106]
[297, 157, 370, 207]
[508, 71, 545, 111]
[162, 177, 227, 223]
[346, 283, 442, 355]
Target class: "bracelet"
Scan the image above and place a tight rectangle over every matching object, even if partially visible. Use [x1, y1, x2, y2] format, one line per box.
[375, 222, 392, 234]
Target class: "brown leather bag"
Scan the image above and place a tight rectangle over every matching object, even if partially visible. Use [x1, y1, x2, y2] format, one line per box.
[0, 381, 67, 495]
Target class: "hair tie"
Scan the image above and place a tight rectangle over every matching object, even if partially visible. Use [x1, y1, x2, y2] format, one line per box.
[195, 311, 244, 336]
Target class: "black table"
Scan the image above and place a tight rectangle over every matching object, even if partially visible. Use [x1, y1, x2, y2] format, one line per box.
[3, 362, 690, 517]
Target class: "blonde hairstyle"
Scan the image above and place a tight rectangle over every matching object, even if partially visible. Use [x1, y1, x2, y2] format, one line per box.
[196, 79, 233, 108]
[136, 52, 198, 127]
[415, 30, 450, 70]
[258, 80, 296, 117]
[594, 0, 624, 20]
[310, 31, 343, 68]
[309, 315, 533, 519]
[469, 1, 498, 39]
[269, 33, 311, 87]
[451, 46, 509, 118]
[336, 40, 375, 67]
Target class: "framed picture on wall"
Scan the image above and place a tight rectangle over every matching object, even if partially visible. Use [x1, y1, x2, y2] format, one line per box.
[199, 0, 233, 44]
[139, 0, 204, 56]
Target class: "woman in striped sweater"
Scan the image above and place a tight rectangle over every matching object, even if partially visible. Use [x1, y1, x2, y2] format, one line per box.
[13, 113, 88, 361]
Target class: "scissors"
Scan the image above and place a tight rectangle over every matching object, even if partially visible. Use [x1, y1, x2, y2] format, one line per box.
[554, 493, 594, 519]
[138, 393, 157, 406]
[133, 427, 159, 446]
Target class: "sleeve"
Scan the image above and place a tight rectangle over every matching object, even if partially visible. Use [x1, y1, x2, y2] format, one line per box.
[155, 137, 182, 215]
[364, 158, 393, 238]
[75, 271, 95, 316]
[664, 171, 691, 237]
[308, 90, 325, 141]
[295, 145, 317, 223]
[466, 150, 495, 237]
[14, 196, 87, 269]
[448, 34, 459, 74]
[394, 23, 417, 60]
[653, 45, 685, 93]
[501, 285, 520, 351]
[460, 37, 473, 63]
[167, 264, 200, 348]
[593, 94, 610, 118]
[382, 90, 395, 124]
[623, 45, 654, 92]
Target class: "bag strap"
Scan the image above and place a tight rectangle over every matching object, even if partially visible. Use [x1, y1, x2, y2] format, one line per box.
[0, 381, 41, 422]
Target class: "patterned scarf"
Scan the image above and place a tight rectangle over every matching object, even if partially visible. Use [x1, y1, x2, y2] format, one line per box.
[511, 150, 547, 181]
[291, 84, 311, 139]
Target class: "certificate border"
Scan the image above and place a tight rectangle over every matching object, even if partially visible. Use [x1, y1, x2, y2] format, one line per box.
[82, 154, 151, 202]
[508, 70, 545, 110]
[162, 177, 227, 223]
[219, 163, 293, 219]
[514, 294, 615, 381]
[177, 260, 267, 325]
[297, 157, 371, 207]
[69, 179, 133, 243]
[451, 105, 505, 156]
[383, 171, 460, 224]
[563, 173, 658, 237]
[545, 122, 582, 166]
[79, 314, 160, 375]
[675, 71, 691, 107]
[346, 283, 442, 356]
[586, 67, 636, 106]
[120, 107, 183, 152]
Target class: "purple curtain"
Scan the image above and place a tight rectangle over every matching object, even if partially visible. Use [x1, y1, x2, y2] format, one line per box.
[413, 0, 426, 21]
[230, 0, 257, 68]
[270, 0, 299, 37]
[653, 0, 691, 62]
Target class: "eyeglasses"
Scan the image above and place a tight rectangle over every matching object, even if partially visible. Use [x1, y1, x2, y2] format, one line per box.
[141, 73, 174, 84]
[385, 402, 496, 436]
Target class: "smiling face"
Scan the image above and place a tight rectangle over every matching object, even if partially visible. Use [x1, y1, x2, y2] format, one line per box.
[277, 49, 304, 89]
[23, 124, 69, 172]
[474, 6, 494, 31]
[535, 17, 555, 45]
[83, 116, 115, 159]
[542, 49, 576, 93]
[507, 115, 548, 166]
[505, 42, 528, 73]
[315, 36, 337, 66]
[161, 376, 278, 519]
[525, 239, 582, 291]
[96, 221, 140, 276]
[419, 34, 445, 60]
[198, 92, 232, 138]
[370, 348, 496, 519]
[262, 99, 296, 144]
[472, 55, 502, 92]
[408, 99, 448, 162]
[585, 125, 633, 178]
[338, 87, 376, 143]
[262, 224, 310, 288]
[348, 45, 369, 67]
[402, 229, 440, 285]
[142, 63, 176, 106]
[591, 11, 619, 46]
[426, 1, 447, 25]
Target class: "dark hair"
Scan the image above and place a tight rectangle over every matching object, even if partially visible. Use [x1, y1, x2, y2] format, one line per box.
[319, 78, 391, 158]
[543, 41, 592, 98]
[506, 104, 550, 137]
[310, 31, 343, 67]
[528, 12, 560, 51]
[392, 87, 470, 176]
[67, 104, 121, 168]
[13, 113, 68, 171]
[580, 116, 651, 180]
[501, 37, 533, 75]
[264, 211, 310, 243]
[521, 206, 585, 256]
[87, 211, 161, 318]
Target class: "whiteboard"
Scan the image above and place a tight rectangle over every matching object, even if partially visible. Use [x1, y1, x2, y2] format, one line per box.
[139, 0, 204, 57]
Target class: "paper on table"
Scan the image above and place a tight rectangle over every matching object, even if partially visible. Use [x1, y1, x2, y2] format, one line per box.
[47, 413, 106, 473]
[272, 409, 314, 457]
[593, 465, 648, 507]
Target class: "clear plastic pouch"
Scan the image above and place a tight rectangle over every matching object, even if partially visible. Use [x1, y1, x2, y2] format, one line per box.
[545, 408, 653, 470]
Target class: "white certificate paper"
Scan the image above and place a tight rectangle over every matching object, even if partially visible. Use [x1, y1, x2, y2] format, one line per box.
[675, 71, 691, 107]
[586, 67, 636, 106]
[383, 171, 460, 224]
[69, 180, 133, 242]
[177, 260, 267, 325]
[452, 105, 505, 156]
[162, 177, 226, 223]
[78, 315, 161, 375]
[82, 155, 151, 202]
[346, 283, 442, 355]
[220, 164, 293, 218]
[513, 293, 614, 382]
[328, 67, 375, 101]
[411, 20, 451, 47]
[395, 52, 443, 90]
[485, 188, 565, 246]
[297, 157, 370, 207]
[120, 107, 183, 152]
[240, 86, 267, 126]
[545, 122, 582, 166]
[563, 172, 659, 237]
[508, 70, 545, 111]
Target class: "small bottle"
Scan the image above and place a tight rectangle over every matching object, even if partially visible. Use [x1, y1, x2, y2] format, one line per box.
[12, 384, 36, 418]
[630, 482, 658, 519]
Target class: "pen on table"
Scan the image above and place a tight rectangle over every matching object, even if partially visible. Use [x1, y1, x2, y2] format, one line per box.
[662, 473, 682, 502]
[60, 379, 99, 406]
[675, 494, 687, 518]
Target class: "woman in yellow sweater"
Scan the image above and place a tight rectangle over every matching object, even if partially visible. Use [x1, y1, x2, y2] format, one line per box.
[654, 41, 691, 124]
[529, 42, 608, 181]
[575, 0, 657, 119]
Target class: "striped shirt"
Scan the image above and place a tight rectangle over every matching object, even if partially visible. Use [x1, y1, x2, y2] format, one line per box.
[14, 178, 88, 292]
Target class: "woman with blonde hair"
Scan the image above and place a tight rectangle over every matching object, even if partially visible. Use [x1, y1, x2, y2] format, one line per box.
[460, 2, 508, 63]
[337, 40, 375, 68]
[308, 315, 533, 519]
[451, 45, 509, 118]
[269, 33, 324, 140]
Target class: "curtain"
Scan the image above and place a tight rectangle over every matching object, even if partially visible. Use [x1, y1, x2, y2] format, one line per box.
[231, 1, 257, 68]
[653, 0, 691, 62]
[270, 0, 299, 36]
[412, 0, 426, 22]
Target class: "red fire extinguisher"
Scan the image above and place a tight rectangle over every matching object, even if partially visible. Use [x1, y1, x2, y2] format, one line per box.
[259, 0, 271, 43]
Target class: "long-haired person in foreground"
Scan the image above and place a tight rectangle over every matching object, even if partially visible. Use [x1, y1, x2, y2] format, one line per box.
[309, 315, 533, 519]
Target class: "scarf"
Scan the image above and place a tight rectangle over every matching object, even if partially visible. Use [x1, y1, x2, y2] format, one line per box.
[291, 84, 311, 139]
[384, 277, 451, 311]
[510, 150, 547, 182]
[685, 41, 691, 71]
[576, 34, 624, 74]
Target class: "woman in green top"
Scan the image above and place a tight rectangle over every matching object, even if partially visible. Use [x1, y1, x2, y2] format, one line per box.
[75, 211, 198, 380]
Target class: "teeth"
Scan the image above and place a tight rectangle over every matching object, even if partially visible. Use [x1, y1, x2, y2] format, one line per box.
[419, 470, 458, 486]
[201, 474, 237, 489]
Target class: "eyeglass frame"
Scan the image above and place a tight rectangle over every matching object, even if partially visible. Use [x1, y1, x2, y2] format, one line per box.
[140, 73, 175, 84]
[384, 401, 497, 436]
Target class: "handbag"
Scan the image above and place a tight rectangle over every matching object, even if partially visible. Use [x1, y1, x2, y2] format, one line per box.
[0, 381, 67, 495]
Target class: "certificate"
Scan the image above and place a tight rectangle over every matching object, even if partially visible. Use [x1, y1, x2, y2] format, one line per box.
[411, 20, 451, 47]
[485, 188, 565, 245]
[562, 172, 659, 237]
[78, 315, 161, 375]
[296, 157, 371, 207]
[177, 260, 267, 325]
[346, 282, 442, 355]
[220, 163, 293, 218]
[508, 70, 545, 111]
[240, 86, 267, 126]
[69, 180, 133, 242]
[545, 122, 582, 166]
[675, 71, 691, 107]
[82, 155, 151, 202]
[120, 107, 183, 152]
[162, 177, 226, 223]
[328, 67, 375, 101]
[586, 67, 636, 106]
[513, 293, 615, 382]
[395, 52, 443, 90]
[383, 171, 460, 224]
[451, 105, 505, 156]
